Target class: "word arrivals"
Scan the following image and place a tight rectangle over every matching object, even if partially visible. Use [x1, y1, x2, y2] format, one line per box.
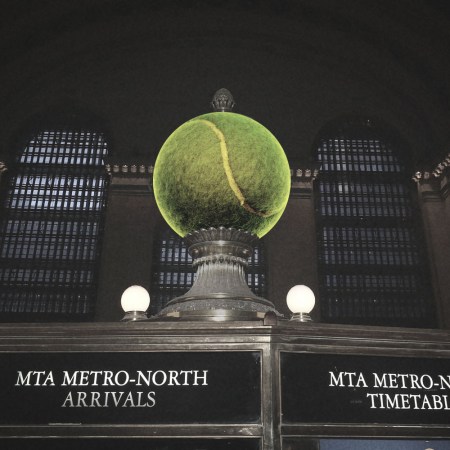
[15, 369, 209, 408]
[367, 393, 450, 410]
[62, 391, 156, 408]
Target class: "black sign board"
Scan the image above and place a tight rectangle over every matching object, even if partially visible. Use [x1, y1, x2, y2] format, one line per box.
[0, 351, 261, 425]
[281, 352, 450, 425]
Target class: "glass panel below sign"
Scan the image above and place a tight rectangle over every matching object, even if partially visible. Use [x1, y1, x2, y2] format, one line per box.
[320, 439, 450, 450]
[283, 438, 450, 450]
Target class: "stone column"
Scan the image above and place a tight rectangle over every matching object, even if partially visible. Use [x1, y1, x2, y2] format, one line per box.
[95, 164, 162, 321]
[414, 161, 450, 329]
[266, 168, 320, 320]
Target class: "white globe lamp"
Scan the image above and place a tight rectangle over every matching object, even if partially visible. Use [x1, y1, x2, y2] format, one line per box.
[121, 285, 150, 321]
[286, 285, 315, 322]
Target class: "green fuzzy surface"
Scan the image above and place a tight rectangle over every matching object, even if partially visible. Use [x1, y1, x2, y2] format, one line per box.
[153, 112, 291, 237]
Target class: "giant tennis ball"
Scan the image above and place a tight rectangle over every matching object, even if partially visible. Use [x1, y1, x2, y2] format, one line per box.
[153, 112, 290, 237]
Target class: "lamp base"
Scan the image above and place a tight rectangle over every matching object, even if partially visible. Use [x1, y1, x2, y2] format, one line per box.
[290, 312, 313, 322]
[121, 310, 148, 322]
[157, 227, 281, 321]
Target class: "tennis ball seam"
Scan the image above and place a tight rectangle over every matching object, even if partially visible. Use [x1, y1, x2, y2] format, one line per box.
[193, 118, 272, 218]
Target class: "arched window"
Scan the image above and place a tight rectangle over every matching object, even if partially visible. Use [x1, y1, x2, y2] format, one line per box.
[150, 226, 267, 315]
[314, 118, 435, 327]
[0, 128, 109, 321]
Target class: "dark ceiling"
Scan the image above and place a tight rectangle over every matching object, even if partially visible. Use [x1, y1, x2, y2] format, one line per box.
[0, 0, 449, 169]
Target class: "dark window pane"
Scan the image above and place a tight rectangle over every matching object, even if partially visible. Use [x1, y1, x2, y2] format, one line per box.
[315, 120, 434, 327]
[0, 129, 109, 320]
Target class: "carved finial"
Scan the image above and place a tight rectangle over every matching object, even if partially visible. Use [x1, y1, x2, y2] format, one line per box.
[211, 88, 235, 112]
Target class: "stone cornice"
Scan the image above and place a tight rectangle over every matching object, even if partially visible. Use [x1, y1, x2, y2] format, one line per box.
[105, 164, 154, 176]
[106, 163, 320, 197]
[413, 152, 450, 201]
[106, 163, 154, 193]
[0, 161, 7, 183]
[290, 167, 319, 198]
